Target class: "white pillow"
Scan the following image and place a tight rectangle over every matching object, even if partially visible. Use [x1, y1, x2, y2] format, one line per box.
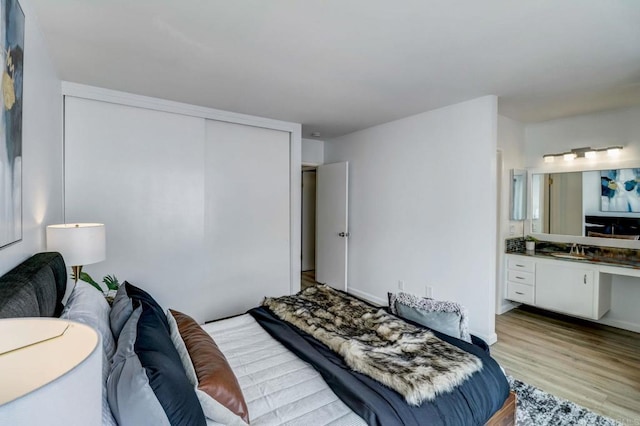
[62, 281, 117, 426]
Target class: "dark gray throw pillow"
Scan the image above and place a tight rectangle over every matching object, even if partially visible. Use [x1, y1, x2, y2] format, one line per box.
[108, 301, 206, 426]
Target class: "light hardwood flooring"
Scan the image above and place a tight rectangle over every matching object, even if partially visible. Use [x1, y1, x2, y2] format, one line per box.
[492, 306, 640, 424]
[301, 270, 320, 290]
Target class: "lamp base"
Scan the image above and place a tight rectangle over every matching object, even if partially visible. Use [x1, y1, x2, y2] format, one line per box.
[71, 265, 83, 283]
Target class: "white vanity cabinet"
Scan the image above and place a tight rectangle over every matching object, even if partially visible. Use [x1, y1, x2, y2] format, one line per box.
[505, 254, 612, 320]
[506, 256, 535, 304]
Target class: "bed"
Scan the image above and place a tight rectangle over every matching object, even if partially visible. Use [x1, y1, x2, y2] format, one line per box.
[0, 253, 516, 426]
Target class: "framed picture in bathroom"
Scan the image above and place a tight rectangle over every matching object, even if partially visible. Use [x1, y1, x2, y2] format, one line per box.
[601, 168, 640, 213]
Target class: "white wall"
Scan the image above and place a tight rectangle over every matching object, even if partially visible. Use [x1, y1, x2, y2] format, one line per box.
[496, 115, 526, 314]
[302, 138, 324, 165]
[524, 105, 640, 333]
[325, 96, 499, 343]
[0, 0, 62, 275]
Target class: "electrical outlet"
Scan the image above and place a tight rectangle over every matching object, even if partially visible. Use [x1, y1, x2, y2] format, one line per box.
[509, 225, 515, 235]
[398, 280, 405, 291]
[425, 285, 433, 298]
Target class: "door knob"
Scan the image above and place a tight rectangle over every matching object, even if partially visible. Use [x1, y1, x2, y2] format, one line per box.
[338, 232, 350, 237]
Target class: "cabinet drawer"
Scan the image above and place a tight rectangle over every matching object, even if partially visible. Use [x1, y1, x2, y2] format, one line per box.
[507, 257, 535, 273]
[507, 282, 534, 304]
[507, 269, 534, 285]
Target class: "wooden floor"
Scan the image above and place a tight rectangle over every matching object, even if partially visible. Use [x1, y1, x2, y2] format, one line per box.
[492, 306, 640, 424]
[301, 270, 319, 290]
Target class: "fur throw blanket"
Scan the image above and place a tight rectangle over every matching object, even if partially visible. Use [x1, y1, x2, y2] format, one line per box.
[263, 285, 482, 406]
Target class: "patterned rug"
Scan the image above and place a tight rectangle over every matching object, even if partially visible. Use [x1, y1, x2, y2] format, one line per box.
[509, 376, 622, 426]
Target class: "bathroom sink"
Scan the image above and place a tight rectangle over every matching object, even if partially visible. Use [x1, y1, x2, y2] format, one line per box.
[551, 253, 589, 260]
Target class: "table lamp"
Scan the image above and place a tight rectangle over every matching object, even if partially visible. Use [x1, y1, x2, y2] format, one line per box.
[0, 318, 101, 425]
[46, 223, 106, 283]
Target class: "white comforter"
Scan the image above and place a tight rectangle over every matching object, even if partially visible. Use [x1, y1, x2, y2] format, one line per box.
[201, 314, 366, 426]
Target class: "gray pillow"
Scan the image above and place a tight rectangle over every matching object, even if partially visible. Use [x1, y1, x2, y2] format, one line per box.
[388, 292, 471, 343]
[109, 284, 133, 340]
[62, 281, 117, 425]
[108, 304, 206, 426]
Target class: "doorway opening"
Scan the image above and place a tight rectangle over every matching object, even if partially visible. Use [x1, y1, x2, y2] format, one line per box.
[302, 165, 320, 290]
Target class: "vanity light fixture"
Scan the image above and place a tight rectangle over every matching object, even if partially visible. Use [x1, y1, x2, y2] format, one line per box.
[542, 146, 623, 163]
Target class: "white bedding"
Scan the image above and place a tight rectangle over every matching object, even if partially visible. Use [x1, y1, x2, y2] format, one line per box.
[201, 314, 366, 426]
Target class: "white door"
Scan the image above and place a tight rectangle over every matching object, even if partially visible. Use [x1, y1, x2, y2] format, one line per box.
[316, 162, 349, 291]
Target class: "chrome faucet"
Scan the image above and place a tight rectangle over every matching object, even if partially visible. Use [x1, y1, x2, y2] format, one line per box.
[570, 243, 586, 256]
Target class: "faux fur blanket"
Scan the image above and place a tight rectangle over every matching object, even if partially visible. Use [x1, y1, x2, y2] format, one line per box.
[263, 285, 483, 406]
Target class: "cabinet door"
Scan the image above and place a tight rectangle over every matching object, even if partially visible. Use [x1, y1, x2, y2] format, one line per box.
[205, 120, 291, 319]
[535, 262, 595, 318]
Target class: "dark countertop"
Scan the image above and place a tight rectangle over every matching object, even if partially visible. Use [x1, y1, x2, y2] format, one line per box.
[507, 242, 640, 270]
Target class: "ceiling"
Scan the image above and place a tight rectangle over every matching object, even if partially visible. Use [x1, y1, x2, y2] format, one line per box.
[30, 0, 640, 139]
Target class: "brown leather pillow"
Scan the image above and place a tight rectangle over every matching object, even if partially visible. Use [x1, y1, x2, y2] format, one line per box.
[169, 309, 249, 424]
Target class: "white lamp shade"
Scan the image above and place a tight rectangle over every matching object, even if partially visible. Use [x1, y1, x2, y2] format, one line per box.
[46, 223, 106, 267]
[0, 319, 101, 425]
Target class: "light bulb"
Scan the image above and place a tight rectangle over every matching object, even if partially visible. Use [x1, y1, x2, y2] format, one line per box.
[607, 148, 620, 157]
[585, 151, 597, 159]
[563, 153, 576, 161]
[543, 155, 555, 163]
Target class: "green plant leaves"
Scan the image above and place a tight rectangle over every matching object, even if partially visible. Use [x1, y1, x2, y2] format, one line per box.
[71, 271, 120, 293]
[103, 275, 120, 291]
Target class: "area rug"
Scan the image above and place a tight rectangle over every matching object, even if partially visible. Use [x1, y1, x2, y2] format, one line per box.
[508, 376, 621, 426]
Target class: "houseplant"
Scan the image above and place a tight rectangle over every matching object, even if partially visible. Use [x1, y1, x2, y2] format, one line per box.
[524, 235, 537, 251]
[72, 271, 120, 303]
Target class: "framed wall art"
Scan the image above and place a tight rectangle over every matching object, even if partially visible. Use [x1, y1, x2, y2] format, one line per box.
[0, 0, 24, 248]
[601, 168, 640, 213]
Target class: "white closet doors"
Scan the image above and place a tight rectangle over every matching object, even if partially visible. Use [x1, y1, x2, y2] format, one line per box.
[64, 96, 292, 321]
[204, 120, 290, 318]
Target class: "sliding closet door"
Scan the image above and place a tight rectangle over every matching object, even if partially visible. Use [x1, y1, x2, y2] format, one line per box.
[64, 97, 208, 318]
[204, 120, 290, 318]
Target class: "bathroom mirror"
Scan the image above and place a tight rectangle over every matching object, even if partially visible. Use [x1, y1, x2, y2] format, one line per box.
[510, 169, 527, 221]
[530, 168, 640, 239]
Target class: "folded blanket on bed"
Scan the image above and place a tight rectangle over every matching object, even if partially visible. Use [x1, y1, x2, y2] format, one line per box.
[262, 285, 482, 405]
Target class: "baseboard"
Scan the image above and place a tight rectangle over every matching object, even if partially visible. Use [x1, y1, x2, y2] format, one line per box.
[347, 287, 387, 306]
[497, 301, 519, 315]
[596, 317, 640, 334]
[472, 331, 498, 346]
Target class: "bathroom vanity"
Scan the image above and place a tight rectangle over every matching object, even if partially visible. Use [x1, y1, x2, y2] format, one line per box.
[506, 253, 613, 320]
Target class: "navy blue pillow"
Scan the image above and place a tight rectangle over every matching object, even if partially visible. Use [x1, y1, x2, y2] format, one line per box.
[108, 300, 206, 426]
[110, 281, 168, 339]
[124, 281, 168, 328]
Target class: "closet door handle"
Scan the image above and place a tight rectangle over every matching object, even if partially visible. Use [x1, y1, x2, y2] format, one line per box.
[584, 274, 587, 284]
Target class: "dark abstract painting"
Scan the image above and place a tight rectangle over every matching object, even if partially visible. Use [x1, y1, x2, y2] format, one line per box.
[0, 0, 24, 248]
[601, 169, 640, 213]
